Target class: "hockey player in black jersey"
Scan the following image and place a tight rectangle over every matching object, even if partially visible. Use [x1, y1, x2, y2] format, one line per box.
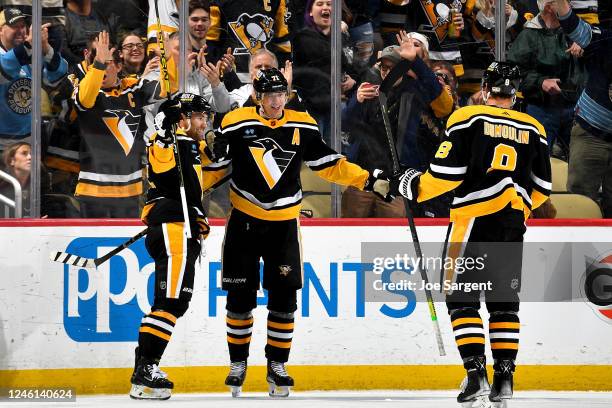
[389, 62, 551, 408]
[130, 93, 214, 400]
[204, 68, 390, 397]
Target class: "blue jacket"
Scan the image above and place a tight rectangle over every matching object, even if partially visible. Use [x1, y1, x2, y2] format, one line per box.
[559, 8, 612, 136]
[0, 43, 68, 139]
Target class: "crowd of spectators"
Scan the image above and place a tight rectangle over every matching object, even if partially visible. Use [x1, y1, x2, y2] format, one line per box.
[0, 0, 609, 219]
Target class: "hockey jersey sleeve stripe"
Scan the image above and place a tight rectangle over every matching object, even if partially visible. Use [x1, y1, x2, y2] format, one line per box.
[312, 157, 370, 189]
[430, 163, 468, 175]
[305, 154, 343, 169]
[530, 172, 552, 192]
[530, 190, 549, 211]
[284, 122, 320, 131]
[204, 160, 231, 169]
[78, 169, 142, 183]
[206, 5, 222, 42]
[417, 171, 462, 203]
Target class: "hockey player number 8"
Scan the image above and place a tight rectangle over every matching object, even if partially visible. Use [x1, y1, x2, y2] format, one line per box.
[489, 144, 517, 172]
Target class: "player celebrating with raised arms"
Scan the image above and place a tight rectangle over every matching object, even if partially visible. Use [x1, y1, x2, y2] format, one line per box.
[204, 67, 390, 397]
[130, 93, 214, 400]
[389, 62, 551, 408]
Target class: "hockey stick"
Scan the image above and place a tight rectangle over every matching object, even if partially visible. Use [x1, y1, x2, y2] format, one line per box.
[49, 176, 230, 269]
[378, 61, 446, 356]
[154, 0, 192, 239]
[50, 228, 149, 269]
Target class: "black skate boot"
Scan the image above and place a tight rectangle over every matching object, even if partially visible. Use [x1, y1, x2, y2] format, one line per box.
[489, 359, 515, 407]
[266, 360, 294, 397]
[225, 360, 247, 397]
[457, 355, 490, 408]
[129, 356, 174, 400]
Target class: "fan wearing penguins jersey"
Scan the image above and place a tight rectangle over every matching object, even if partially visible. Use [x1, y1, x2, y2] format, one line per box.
[130, 93, 214, 401]
[389, 62, 551, 408]
[204, 68, 389, 397]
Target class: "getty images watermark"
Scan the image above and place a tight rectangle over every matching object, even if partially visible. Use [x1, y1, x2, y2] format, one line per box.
[371, 252, 492, 293]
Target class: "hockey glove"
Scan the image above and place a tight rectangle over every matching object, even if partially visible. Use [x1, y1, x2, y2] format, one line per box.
[390, 168, 422, 201]
[364, 169, 392, 202]
[154, 98, 182, 144]
[211, 134, 230, 163]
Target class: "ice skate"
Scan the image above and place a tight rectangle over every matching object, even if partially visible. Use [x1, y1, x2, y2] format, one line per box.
[266, 360, 294, 397]
[489, 359, 515, 407]
[129, 357, 174, 400]
[458, 356, 491, 408]
[225, 360, 247, 397]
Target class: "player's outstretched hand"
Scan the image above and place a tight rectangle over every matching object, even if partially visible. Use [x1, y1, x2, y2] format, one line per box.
[154, 98, 182, 143]
[389, 168, 422, 201]
[364, 169, 393, 202]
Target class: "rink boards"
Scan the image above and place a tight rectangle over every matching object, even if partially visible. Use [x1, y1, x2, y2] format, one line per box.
[1, 218, 612, 394]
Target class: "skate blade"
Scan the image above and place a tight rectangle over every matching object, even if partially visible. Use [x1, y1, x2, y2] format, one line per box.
[461, 395, 491, 408]
[129, 384, 171, 400]
[267, 382, 290, 397]
[490, 400, 508, 408]
[229, 385, 242, 398]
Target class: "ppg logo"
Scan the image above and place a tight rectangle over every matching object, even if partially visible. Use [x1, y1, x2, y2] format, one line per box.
[63, 237, 155, 342]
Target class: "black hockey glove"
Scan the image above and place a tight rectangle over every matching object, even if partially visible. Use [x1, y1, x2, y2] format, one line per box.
[364, 169, 392, 202]
[153, 98, 182, 144]
[211, 133, 230, 163]
[389, 168, 422, 201]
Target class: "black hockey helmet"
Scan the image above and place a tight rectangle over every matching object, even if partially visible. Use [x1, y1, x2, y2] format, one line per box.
[253, 68, 288, 97]
[176, 92, 212, 117]
[481, 61, 521, 97]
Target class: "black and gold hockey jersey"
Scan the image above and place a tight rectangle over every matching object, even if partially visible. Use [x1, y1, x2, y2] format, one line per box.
[205, 106, 370, 221]
[71, 60, 176, 199]
[416, 105, 551, 221]
[141, 129, 212, 238]
[206, 0, 291, 73]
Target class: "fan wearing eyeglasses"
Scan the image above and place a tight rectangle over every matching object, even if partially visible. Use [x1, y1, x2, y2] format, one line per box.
[119, 32, 160, 78]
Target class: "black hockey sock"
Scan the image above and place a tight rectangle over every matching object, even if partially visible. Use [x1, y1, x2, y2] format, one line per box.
[265, 311, 294, 363]
[138, 310, 177, 361]
[489, 311, 520, 360]
[226, 311, 253, 362]
[450, 308, 485, 366]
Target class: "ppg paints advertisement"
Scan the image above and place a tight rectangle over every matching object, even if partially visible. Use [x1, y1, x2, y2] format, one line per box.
[1, 220, 612, 392]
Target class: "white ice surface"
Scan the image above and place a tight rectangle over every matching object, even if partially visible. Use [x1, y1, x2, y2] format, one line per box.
[2, 391, 612, 408]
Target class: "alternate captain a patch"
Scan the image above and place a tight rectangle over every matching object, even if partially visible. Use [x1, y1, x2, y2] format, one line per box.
[248, 137, 296, 189]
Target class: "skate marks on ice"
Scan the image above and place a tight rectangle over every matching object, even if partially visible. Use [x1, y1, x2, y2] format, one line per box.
[2, 391, 612, 407]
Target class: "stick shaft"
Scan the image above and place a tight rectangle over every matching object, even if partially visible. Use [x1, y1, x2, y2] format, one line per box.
[154, 0, 192, 238]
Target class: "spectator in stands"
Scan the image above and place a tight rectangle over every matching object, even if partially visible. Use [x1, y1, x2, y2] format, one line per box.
[345, 0, 375, 72]
[188, 0, 210, 52]
[429, 59, 459, 108]
[71, 31, 174, 218]
[118, 32, 159, 78]
[507, 0, 586, 159]
[1, 0, 66, 52]
[341, 31, 454, 217]
[292, 0, 357, 143]
[555, 0, 612, 217]
[0, 141, 50, 217]
[0, 8, 68, 151]
[93, 0, 148, 38]
[63, 0, 113, 67]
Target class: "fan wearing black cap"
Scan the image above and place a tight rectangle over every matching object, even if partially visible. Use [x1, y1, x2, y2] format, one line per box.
[389, 61, 552, 407]
[204, 67, 389, 398]
[0, 7, 67, 150]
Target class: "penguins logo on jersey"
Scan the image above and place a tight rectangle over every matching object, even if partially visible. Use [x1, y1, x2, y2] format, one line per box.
[102, 109, 142, 155]
[248, 137, 295, 189]
[229, 13, 275, 55]
[418, 0, 462, 43]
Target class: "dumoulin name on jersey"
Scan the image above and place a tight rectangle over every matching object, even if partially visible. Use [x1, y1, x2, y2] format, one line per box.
[208, 106, 370, 221]
[417, 105, 551, 221]
[142, 129, 213, 238]
[72, 61, 163, 198]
